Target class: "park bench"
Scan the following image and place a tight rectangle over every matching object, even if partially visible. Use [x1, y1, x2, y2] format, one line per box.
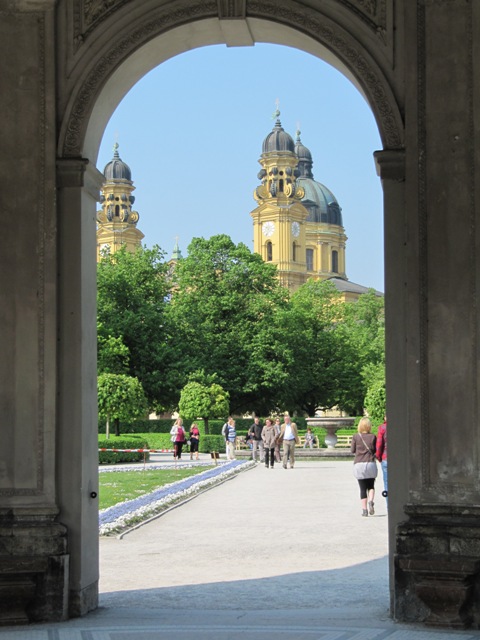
[335, 434, 353, 448]
[296, 435, 320, 448]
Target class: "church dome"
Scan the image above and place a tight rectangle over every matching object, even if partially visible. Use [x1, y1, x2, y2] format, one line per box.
[293, 130, 342, 226]
[297, 177, 343, 226]
[294, 129, 312, 163]
[294, 129, 313, 179]
[262, 111, 295, 154]
[103, 143, 132, 181]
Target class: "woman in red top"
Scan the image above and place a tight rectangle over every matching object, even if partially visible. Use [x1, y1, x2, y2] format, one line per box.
[189, 422, 200, 460]
[376, 416, 388, 507]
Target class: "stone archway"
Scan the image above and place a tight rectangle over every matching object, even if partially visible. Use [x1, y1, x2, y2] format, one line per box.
[2, 0, 480, 630]
[55, 0, 405, 620]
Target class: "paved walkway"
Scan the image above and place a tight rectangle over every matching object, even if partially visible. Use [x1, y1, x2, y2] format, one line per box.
[1, 458, 479, 639]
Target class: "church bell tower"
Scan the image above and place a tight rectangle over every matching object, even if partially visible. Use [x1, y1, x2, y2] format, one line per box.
[96, 143, 144, 260]
[250, 109, 309, 291]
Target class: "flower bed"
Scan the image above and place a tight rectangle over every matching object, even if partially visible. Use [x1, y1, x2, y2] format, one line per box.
[99, 459, 254, 536]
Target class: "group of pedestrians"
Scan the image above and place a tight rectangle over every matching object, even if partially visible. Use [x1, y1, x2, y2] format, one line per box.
[350, 415, 388, 516]
[223, 412, 301, 469]
[170, 414, 388, 516]
[170, 418, 200, 461]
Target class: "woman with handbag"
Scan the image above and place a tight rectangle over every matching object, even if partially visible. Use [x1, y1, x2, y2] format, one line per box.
[261, 418, 277, 469]
[351, 417, 377, 517]
[170, 418, 187, 461]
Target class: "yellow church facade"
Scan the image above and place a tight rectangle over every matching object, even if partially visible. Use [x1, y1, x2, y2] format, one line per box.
[251, 111, 352, 294]
[96, 143, 144, 261]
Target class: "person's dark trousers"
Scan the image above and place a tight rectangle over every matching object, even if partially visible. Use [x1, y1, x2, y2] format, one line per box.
[265, 447, 275, 468]
[174, 442, 183, 459]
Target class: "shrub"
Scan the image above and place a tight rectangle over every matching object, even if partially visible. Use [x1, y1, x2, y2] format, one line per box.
[98, 436, 150, 464]
[199, 435, 226, 453]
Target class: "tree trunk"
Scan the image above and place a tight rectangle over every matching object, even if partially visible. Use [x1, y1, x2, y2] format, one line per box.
[114, 417, 120, 437]
[203, 417, 209, 435]
[106, 415, 110, 440]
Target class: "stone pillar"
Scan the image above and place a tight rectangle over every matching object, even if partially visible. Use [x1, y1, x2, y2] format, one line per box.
[374, 148, 407, 613]
[0, 1, 69, 624]
[392, 1, 480, 628]
[56, 159, 104, 617]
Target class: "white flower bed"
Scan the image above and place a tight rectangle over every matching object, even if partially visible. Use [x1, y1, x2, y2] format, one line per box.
[99, 459, 254, 536]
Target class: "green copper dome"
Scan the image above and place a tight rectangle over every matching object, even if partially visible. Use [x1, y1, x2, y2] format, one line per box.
[295, 130, 343, 226]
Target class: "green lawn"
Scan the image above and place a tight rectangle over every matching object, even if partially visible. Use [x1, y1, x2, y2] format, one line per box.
[99, 466, 215, 510]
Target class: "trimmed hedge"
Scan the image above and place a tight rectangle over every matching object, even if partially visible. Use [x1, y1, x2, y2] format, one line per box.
[98, 436, 150, 464]
[99, 416, 314, 435]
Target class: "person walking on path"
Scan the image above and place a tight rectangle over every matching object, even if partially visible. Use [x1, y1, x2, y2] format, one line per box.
[278, 412, 300, 469]
[273, 417, 282, 462]
[376, 416, 388, 507]
[222, 417, 232, 457]
[224, 417, 237, 460]
[189, 422, 200, 461]
[351, 417, 377, 516]
[170, 418, 187, 461]
[261, 418, 277, 469]
[248, 416, 264, 463]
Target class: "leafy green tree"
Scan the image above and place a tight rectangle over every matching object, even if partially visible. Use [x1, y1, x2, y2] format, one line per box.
[178, 371, 230, 434]
[97, 323, 130, 374]
[97, 373, 148, 438]
[167, 235, 289, 414]
[273, 279, 355, 415]
[97, 245, 181, 411]
[363, 362, 386, 423]
[338, 291, 385, 414]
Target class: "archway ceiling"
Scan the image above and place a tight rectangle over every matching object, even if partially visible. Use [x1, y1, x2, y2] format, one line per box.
[59, 1, 403, 159]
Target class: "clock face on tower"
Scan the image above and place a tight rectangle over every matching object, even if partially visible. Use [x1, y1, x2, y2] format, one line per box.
[262, 221, 275, 237]
[291, 221, 300, 237]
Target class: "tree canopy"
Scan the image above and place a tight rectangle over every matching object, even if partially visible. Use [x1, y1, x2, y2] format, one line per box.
[97, 246, 181, 411]
[97, 372, 148, 438]
[178, 371, 230, 434]
[166, 234, 289, 414]
[97, 236, 385, 419]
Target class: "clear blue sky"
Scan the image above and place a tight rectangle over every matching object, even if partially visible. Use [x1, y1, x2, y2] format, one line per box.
[97, 43, 384, 292]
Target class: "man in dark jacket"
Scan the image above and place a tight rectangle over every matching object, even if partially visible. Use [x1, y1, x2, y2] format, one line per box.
[248, 416, 264, 463]
[376, 416, 388, 507]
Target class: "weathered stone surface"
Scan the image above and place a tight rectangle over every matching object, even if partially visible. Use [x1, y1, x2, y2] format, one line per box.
[1, 0, 480, 629]
[0, 518, 69, 624]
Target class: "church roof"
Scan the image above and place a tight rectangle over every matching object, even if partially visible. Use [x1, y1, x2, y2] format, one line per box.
[262, 110, 295, 154]
[103, 143, 132, 181]
[294, 129, 343, 226]
[294, 129, 313, 170]
[328, 277, 383, 297]
[170, 239, 183, 261]
[298, 178, 343, 226]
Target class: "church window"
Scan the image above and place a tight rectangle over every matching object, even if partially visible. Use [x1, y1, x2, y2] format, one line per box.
[332, 250, 338, 273]
[266, 241, 273, 261]
[306, 248, 314, 271]
[115, 205, 120, 217]
[279, 179, 284, 192]
[293, 242, 297, 262]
